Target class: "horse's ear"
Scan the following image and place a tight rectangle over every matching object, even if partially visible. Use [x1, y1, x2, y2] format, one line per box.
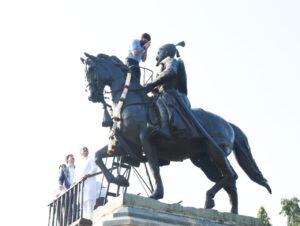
[84, 52, 97, 60]
[80, 57, 85, 64]
[84, 52, 91, 57]
[83, 52, 98, 66]
[176, 41, 185, 48]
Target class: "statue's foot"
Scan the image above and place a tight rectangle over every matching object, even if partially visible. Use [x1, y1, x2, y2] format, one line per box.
[205, 197, 215, 209]
[153, 129, 171, 140]
[147, 123, 171, 139]
[112, 175, 129, 187]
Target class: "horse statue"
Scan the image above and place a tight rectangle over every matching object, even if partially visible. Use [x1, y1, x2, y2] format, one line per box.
[80, 52, 271, 214]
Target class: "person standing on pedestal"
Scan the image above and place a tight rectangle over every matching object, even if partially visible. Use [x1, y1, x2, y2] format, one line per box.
[58, 154, 76, 191]
[74, 147, 97, 220]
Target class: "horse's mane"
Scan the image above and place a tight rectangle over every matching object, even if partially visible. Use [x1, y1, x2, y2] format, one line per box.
[96, 53, 128, 72]
[91, 53, 142, 86]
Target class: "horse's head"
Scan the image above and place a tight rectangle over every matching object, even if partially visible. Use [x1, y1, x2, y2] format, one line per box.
[81, 53, 127, 103]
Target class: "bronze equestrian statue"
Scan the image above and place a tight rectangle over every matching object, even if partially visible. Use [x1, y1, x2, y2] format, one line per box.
[145, 41, 197, 140]
[80, 43, 271, 214]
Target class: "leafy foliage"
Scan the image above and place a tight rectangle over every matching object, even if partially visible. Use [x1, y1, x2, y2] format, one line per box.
[280, 197, 300, 226]
[257, 206, 272, 226]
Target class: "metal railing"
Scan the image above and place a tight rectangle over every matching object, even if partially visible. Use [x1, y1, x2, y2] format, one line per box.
[141, 67, 153, 86]
[47, 172, 101, 226]
[48, 160, 154, 226]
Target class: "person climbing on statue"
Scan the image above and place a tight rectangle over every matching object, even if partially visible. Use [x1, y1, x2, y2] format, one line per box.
[144, 41, 199, 139]
[125, 33, 151, 84]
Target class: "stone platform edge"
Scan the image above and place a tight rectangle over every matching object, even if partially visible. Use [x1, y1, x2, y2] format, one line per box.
[93, 193, 262, 226]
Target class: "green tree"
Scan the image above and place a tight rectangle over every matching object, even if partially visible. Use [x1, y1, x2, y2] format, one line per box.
[280, 197, 300, 226]
[257, 206, 272, 226]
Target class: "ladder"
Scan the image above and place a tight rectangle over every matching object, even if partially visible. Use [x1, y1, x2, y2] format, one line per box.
[95, 156, 131, 208]
[94, 155, 154, 208]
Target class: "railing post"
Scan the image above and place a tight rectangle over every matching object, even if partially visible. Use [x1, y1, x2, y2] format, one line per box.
[48, 179, 85, 226]
[80, 181, 84, 219]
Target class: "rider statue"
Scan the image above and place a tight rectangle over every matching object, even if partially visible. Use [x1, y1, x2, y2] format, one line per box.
[145, 41, 199, 139]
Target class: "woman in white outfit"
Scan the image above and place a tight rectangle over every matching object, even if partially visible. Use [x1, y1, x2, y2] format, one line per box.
[74, 147, 97, 220]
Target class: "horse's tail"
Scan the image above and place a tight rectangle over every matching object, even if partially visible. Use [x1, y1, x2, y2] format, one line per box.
[230, 123, 272, 194]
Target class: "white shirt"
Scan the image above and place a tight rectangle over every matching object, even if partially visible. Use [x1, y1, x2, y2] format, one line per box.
[67, 165, 75, 185]
[74, 156, 97, 202]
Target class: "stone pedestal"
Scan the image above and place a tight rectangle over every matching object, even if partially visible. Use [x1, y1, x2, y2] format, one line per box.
[93, 193, 262, 226]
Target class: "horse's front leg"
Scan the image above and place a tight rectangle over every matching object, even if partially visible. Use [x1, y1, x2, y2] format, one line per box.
[95, 145, 129, 187]
[140, 131, 164, 200]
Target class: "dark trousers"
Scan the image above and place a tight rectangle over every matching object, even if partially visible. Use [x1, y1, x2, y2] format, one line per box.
[125, 58, 141, 83]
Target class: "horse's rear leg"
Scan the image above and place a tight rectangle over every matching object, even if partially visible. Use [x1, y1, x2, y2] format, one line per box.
[205, 142, 238, 203]
[95, 145, 129, 187]
[140, 132, 163, 200]
[224, 183, 238, 214]
[191, 146, 238, 213]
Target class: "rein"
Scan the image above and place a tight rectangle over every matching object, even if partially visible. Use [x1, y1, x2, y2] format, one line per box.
[107, 86, 144, 95]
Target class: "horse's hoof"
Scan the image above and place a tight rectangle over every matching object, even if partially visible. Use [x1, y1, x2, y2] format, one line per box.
[231, 207, 238, 214]
[149, 190, 164, 200]
[205, 198, 215, 209]
[113, 175, 129, 187]
[149, 193, 163, 200]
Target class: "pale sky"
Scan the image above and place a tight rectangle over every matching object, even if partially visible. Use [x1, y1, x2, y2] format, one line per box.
[0, 1, 299, 225]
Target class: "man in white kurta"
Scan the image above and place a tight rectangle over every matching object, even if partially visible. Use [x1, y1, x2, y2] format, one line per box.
[74, 147, 97, 220]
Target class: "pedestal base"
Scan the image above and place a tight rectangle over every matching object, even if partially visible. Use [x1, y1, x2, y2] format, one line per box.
[93, 193, 262, 226]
